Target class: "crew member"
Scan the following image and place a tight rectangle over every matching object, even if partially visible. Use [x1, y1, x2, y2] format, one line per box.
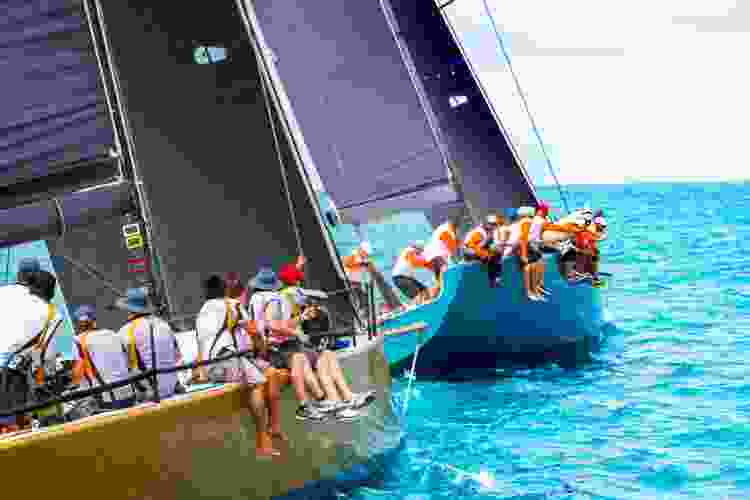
[342, 242, 373, 311]
[391, 241, 430, 304]
[463, 215, 503, 288]
[422, 220, 459, 298]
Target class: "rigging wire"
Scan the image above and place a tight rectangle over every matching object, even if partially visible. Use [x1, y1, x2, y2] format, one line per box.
[479, 0, 570, 213]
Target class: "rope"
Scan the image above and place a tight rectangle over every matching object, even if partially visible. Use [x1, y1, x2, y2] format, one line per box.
[480, 0, 570, 213]
[252, 34, 305, 266]
[402, 333, 422, 418]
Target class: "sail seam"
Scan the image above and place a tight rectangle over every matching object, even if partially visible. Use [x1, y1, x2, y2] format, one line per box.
[339, 176, 452, 211]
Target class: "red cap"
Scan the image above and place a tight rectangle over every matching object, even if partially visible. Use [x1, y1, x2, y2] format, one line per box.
[278, 263, 305, 286]
[536, 201, 550, 217]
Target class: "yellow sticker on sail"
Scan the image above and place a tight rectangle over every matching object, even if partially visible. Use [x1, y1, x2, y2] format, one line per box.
[126, 234, 144, 250]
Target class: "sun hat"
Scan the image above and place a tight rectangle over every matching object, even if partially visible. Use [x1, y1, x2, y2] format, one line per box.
[278, 263, 305, 286]
[114, 287, 157, 314]
[74, 304, 97, 322]
[249, 267, 282, 291]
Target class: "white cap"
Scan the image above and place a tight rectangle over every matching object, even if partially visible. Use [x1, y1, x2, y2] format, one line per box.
[516, 206, 535, 217]
[485, 214, 499, 225]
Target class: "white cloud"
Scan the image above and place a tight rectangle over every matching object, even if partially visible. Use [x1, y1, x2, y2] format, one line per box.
[447, 0, 750, 185]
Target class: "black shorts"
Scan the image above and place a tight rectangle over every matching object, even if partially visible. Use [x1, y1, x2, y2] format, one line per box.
[527, 242, 543, 264]
[393, 275, 427, 299]
[271, 340, 321, 370]
[428, 257, 446, 274]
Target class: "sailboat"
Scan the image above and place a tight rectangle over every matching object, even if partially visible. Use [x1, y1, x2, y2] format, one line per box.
[0, 1, 401, 498]
[247, 0, 607, 376]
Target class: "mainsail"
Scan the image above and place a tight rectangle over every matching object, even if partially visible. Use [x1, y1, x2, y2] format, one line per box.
[246, 0, 463, 226]
[50, 0, 356, 329]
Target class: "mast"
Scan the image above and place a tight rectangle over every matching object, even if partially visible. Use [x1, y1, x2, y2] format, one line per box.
[82, 0, 171, 312]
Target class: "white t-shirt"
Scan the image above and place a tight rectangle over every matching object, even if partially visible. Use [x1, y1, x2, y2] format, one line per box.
[247, 292, 294, 345]
[117, 316, 180, 399]
[73, 329, 135, 402]
[0, 284, 57, 364]
[196, 298, 252, 359]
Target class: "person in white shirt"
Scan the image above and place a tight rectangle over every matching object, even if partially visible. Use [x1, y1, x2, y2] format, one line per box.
[70, 304, 135, 415]
[196, 276, 279, 458]
[115, 288, 183, 402]
[0, 259, 52, 430]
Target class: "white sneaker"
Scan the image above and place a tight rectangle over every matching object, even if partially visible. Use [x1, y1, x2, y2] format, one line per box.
[334, 407, 362, 422]
[347, 390, 376, 409]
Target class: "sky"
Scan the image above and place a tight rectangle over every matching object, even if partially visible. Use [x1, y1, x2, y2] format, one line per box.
[440, 0, 750, 186]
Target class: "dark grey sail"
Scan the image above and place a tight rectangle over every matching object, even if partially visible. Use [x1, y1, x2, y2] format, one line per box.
[49, 0, 356, 330]
[247, 0, 462, 226]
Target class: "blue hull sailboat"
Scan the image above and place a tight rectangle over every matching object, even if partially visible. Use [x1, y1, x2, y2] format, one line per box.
[246, 0, 608, 376]
[380, 259, 606, 376]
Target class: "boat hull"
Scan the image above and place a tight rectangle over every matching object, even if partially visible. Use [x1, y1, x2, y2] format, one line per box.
[381, 254, 606, 376]
[0, 335, 400, 500]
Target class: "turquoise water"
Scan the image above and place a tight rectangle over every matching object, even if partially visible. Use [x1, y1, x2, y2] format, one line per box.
[326, 182, 750, 499]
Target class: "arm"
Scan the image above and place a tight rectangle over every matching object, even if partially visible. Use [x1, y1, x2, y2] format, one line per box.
[519, 220, 531, 261]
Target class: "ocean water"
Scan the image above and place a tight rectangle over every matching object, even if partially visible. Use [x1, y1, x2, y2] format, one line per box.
[326, 182, 750, 499]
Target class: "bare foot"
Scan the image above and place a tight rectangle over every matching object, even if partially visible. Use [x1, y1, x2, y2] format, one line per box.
[256, 447, 281, 459]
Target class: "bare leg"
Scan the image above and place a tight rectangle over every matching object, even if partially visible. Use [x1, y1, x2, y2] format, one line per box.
[288, 353, 310, 404]
[538, 261, 547, 292]
[294, 353, 325, 401]
[523, 264, 534, 298]
[264, 368, 289, 439]
[314, 355, 341, 402]
[246, 385, 277, 457]
[321, 351, 354, 401]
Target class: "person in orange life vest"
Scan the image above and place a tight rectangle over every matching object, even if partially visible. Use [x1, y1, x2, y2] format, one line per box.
[391, 241, 430, 305]
[342, 242, 374, 309]
[529, 203, 552, 298]
[422, 220, 459, 298]
[71, 304, 136, 415]
[582, 212, 608, 286]
[515, 206, 546, 302]
[463, 215, 503, 288]
[572, 212, 597, 280]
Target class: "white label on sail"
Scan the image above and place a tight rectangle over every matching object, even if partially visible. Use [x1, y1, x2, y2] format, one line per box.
[449, 95, 468, 108]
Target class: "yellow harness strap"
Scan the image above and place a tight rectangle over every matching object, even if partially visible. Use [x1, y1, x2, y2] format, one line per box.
[127, 317, 144, 370]
[34, 304, 57, 385]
